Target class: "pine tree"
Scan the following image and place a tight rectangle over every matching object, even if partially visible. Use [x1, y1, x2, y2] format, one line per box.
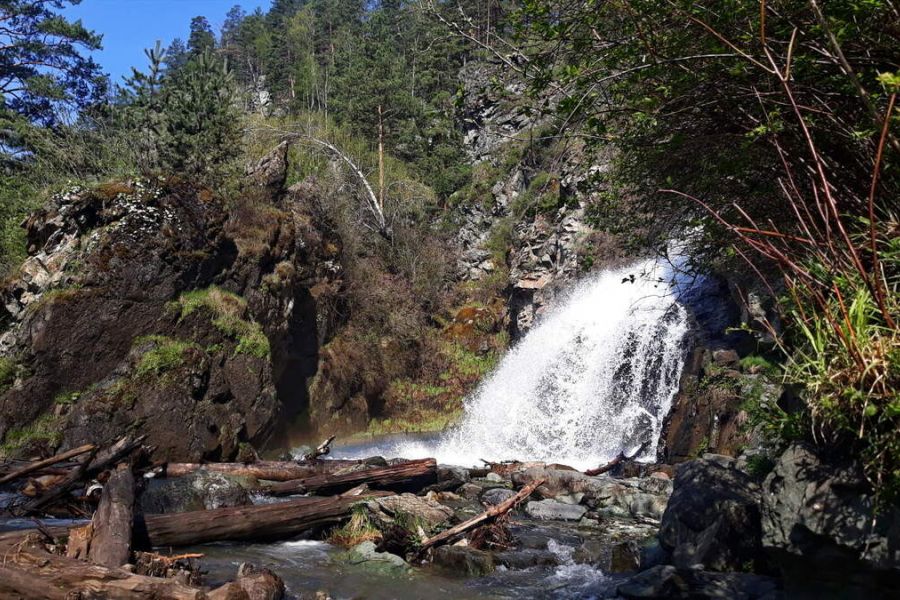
[187, 16, 216, 56]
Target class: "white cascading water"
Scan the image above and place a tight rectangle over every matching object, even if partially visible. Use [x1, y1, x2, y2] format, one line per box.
[391, 257, 691, 470]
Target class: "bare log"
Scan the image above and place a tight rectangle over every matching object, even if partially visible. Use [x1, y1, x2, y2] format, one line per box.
[21, 447, 98, 514]
[89, 463, 135, 567]
[86, 435, 148, 474]
[418, 478, 544, 554]
[0, 444, 96, 485]
[0, 538, 208, 600]
[303, 435, 336, 462]
[584, 441, 651, 476]
[165, 459, 359, 481]
[139, 495, 367, 547]
[263, 458, 437, 497]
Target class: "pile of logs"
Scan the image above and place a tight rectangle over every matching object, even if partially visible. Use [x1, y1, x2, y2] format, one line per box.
[0, 435, 543, 597]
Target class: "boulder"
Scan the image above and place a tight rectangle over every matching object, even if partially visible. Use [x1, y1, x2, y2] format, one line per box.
[525, 499, 587, 521]
[346, 541, 408, 575]
[375, 493, 454, 532]
[140, 471, 252, 514]
[432, 545, 495, 577]
[616, 565, 781, 599]
[761, 443, 900, 573]
[481, 487, 517, 506]
[658, 458, 762, 571]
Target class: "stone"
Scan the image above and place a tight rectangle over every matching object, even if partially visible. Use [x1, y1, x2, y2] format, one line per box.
[140, 471, 252, 514]
[346, 541, 408, 575]
[712, 348, 740, 366]
[484, 472, 504, 483]
[480, 487, 517, 506]
[458, 483, 484, 500]
[437, 465, 470, 482]
[658, 458, 762, 571]
[616, 565, 782, 599]
[493, 549, 560, 569]
[375, 494, 454, 532]
[609, 540, 642, 573]
[761, 442, 900, 573]
[525, 499, 588, 521]
[432, 545, 495, 577]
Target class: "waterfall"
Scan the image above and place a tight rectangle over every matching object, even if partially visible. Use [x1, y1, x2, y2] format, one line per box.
[395, 257, 690, 470]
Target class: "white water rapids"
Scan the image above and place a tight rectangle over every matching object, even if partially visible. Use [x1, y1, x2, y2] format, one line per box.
[335, 257, 692, 470]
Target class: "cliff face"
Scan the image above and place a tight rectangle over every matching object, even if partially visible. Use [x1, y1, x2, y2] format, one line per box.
[0, 146, 342, 461]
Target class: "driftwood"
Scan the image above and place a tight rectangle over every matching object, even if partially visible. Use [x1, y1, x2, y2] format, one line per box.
[21, 447, 98, 514]
[584, 441, 651, 476]
[139, 495, 368, 547]
[0, 537, 210, 600]
[418, 478, 545, 554]
[165, 459, 359, 482]
[0, 443, 96, 485]
[303, 435, 336, 462]
[88, 463, 135, 567]
[262, 458, 437, 497]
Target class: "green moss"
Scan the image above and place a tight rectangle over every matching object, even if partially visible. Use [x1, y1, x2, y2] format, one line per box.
[739, 354, 780, 375]
[172, 287, 270, 359]
[134, 335, 199, 377]
[0, 414, 62, 457]
[54, 390, 80, 405]
[0, 356, 16, 393]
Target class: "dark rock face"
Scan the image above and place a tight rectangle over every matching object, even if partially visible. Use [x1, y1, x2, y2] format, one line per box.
[761, 443, 900, 577]
[616, 565, 782, 599]
[0, 150, 342, 461]
[658, 458, 763, 571]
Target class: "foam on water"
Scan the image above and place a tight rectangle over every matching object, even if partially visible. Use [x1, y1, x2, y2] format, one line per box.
[387, 257, 690, 470]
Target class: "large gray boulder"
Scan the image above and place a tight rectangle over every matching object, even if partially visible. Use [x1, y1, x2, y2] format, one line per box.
[140, 471, 253, 514]
[526, 499, 587, 521]
[616, 565, 781, 599]
[761, 443, 900, 572]
[658, 458, 762, 571]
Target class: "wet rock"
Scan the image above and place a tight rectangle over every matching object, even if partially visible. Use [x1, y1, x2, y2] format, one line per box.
[140, 471, 252, 514]
[712, 348, 740, 367]
[485, 472, 504, 483]
[437, 465, 470, 482]
[432, 545, 495, 577]
[610, 540, 642, 573]
[616, 565, 782, 599]
[458, 483, 484, 500]
[481, 487, 517, 506]
[375, 494, 454, 532]
[493, 549, 560, 569]
[526, 499, 588, 521]
[659, 458, 762, 571]
[235, 563, 285, 600]
[346, 541, 408, 575]
[761, 443, 900, 572]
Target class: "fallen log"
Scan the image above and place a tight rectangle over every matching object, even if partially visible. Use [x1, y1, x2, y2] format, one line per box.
[164, 459, 360, 481]
[139, 495, 367, 547]
[418, 478, 545, 554]
[88, 463, 135, 567]
[21, 446, 98, 514]
[584, 440, 651, 476]
[0, 444, 96, 485]
[262, 458, 437, 497]
[0, 537, 209, 600]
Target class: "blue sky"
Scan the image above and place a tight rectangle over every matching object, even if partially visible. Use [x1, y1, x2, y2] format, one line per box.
[64, 0, 272, 84]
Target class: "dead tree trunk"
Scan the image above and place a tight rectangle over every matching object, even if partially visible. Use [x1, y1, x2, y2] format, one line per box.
[0, 539, 208, 600]
[0, 443, 96, 485]
[418, 478, 544, 554]
[139, 495, 365, 547]
[164, 459, 359, 482]
[89, 463, 135, 567]
[584, 441, 651, 476]
[262, 458, 437, 497]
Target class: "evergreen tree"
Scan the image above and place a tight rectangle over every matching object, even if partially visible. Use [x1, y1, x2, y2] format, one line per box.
[187, 16, 216, 56]
[0, 0, 104, 164]
[164, 38, 189, 73]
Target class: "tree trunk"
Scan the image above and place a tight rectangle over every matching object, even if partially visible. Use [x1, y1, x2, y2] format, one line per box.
[262, 458, 437, 497]
[89, 463, 135, 567]
[139, 495, 365, 547]
[0, 443, 96, 485]
[0, 540, 208, 600]
[165, 459, 359, 482]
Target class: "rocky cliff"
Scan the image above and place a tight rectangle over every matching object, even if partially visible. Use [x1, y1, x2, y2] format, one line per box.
[0, 145, 342, 461]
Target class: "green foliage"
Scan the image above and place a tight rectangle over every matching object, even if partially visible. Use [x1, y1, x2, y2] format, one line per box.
[0, 414, 62, 458]
[173, 287, 270, 359]
[739, 355, 780, 376]
[0, 357, 17, 393]
[745, 454, 776, 480]
[134, 335, 199, 377]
